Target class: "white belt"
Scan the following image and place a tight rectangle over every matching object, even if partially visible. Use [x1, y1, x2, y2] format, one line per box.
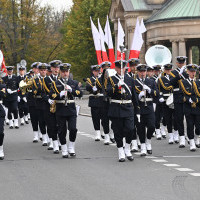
[160, 92, 163, 95]
[173, 88, 179, 92]
[110, 99, 132, 104]
[56, 100, 75, 104]
[163, 94, 170, 97]
[140, 98, 153, 102]
[35, 96, 42, 99]
[0, 100, 2, 104]
[89, 94, 104, 97]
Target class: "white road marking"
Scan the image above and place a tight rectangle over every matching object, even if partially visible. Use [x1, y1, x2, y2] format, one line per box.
[152, 159, 168, 163]
[163, 164, 180, 167]
[175, 168, 194, 172]
[80, 134, 90, 136]
[163, 155, 200, 158]
[188, 173, 200, 177]
[78, 131, 85, 134]
[145, 156, 157, 159]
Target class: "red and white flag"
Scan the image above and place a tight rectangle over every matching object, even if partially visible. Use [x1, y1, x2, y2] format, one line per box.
[98, 18, 108, 62]
[104, 16, 115, 68]
[129, 18, 146, 59]
[0, 50, 7, 77]
[90, 17, 102, 65]
[117, 18, 125, 60]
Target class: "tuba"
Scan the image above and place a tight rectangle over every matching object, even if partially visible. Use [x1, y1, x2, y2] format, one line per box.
[19, 78, 33, 95]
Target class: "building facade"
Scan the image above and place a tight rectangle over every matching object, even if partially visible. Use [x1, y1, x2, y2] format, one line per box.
[109, 0, 200, 64]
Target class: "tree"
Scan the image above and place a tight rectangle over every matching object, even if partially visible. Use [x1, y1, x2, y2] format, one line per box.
[60, 0, 112, 81]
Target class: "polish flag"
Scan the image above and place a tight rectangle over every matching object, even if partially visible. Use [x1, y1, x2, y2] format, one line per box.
[0, 50, 7, 77]
[129, 18, 146, 59]
[117, 18, 125, 60]
[104, 16, 115, 68]
[98, 18, 108, 62]
[90, 17, 102, 65]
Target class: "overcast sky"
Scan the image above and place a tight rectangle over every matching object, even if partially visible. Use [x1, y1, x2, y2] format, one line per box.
[39, 0, 73, 11]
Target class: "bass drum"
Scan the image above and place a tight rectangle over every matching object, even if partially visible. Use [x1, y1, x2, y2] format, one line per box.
[166, 93, 174, 109]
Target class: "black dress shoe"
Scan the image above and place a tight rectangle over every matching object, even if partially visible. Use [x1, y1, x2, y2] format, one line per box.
[196, 144, 200, 148]
[25, 121, 29, 124]
[127, 156, 134, 161]
[174, 141, 179, 144]
[33, 140, 38, 143]
[69, 153, 76, 157]
[0, 156, 4, 160]
[9, 126, 13, 129]
[48, 147, 53, 150]
[54, 150, 59, 154]
[110, 138, 115, 143]
[42, 143, 48, 147]
[15, 126, 19, 129]
[59, 146, 61, 151]
[119, 158, 125, 162]
[162, 135, 166, 139]
[138, 145, 141, 149]
[147, 150, 152, 154]
[190, 148, 196, 152]
[6, 122, 9, 125]
[140, 153, 146, 157]
[179, 145, 185, 148]
[169, 142, 173, 144]
[131, 149, 138, 153]
[157, 137, 161, 140]
[62, 155, 68, 158]
[95, 138, 100, 142]
[101, 135, 105, 139]
[40, 137, 42, 141]
[104, 142, 109, 145]
[21, 123, 24, 126]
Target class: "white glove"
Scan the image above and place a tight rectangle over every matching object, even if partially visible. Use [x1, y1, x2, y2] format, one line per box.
[118, 80, 125, 87]
[48, 99, 54, 105]
[189, 98, 193, 104]
[143, 85, 151, 94]
[60, 90, 66, 98]
[66, 85, 72, 93]
[23, 97, 27, 102]
[159, 98, 165, 103]
[7, 89, 12, 94]
[136, 114, 141, 123]
[139, 91, 145, 100]
[18, 96, 21, 102]
[92, 86, 97, 92]
[179, 66, 186, 75]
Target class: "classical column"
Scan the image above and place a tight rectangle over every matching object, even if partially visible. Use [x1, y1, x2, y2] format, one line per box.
[170, 40, 179, 65]
[188, 46, 193, 64]
[178, 39, 186, 56]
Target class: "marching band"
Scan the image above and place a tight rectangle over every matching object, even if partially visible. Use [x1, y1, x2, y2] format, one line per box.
[0, 51, 200, 162]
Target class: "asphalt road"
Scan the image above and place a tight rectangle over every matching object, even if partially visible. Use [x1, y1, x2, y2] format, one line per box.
[1, 104, 200, 200]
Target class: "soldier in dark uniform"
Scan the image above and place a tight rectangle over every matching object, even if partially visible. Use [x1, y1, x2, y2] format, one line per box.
[95, 61, 115, 144]
[107, 60, 140, 162]
[170, 56, 188, 148]
[127, 58, 140, 79]
[180, 64, 199, 151]
[17, 65, 29, 125]
[3, 66, 19, 129]
[42, 60, 62, 152]
[157, 64, 178, 144]
[0, 78, 6, 160]
[85, 65, 104, 142]
[147, 66, 154, 79]
[135, 64, 159, 156]
[46, 65, 52, 77]
[32, 63, 48, 146]
[50, 63, 82, 158]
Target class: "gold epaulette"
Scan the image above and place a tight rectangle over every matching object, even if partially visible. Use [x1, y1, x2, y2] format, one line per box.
[43, 78, 50, 93]
[104, 78, 108, 90]
[33, 78, 38, 90]
[159, 78, 173, 91]
[87, 78, 93, 86]
[135, 86, 141, 93]
[96, 78, 102, 88]
[180, 80, 191, 95]
[193, 82, 200, 97]
[170, 72, 176, 78]
[53, 81, 59, 94]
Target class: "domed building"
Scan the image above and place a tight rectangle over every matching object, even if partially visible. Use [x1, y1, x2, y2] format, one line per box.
[109, 0, 200, 64]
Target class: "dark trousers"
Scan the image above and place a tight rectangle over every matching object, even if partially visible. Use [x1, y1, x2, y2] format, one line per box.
[155, 104, 163, 129]
[18, 101, 28, 118]
[174, 103, 185, 136]
[56, 115, 77, 145]
[91, 107, 102, 131]
[29, 106, 46, 134]
[185, 114, 200, 139]
[101, 101, 110, 134]
[7, 100, 18, 120]
[163, 105, 177, 133]
[132, 114, 139, 140]
[138, 113, 155, 143]
[44, 109, 58, 141]
[0, 118, 5, 146]
[110, 116, 134, 148]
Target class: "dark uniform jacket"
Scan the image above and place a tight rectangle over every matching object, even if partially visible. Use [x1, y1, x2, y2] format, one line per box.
[0, 79, 6, 118]
[50, 78, 82, 117]
[135, 76, 159, 115]
[170, 68, 189, 103]
[26, 74, 36, 107]
[2, 75, 19, 102]
[180, 78, 200, 115]
[107, 73, 140, 118]
[85, 76, 103, 108]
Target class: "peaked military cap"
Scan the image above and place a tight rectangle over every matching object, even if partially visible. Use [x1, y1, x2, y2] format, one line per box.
[19, 65, 26, 70]
[38, 63, 48, 70]
[147, 65, 154, 71]
[128, 58, 140, 66]
[31, 62, 40, 68]
[176, 56, 187, 64]
[47, 65, 52, 72]
[153, 65, 162, 71]
[164, 63, 173, 70]
[59, 63, 71, 71]
[49, 60, 62, 67]
[186, 64, 198, 72]
[100, 61, 111, 68]
[137, 64, 147, 71]
[6, 66, 14, 71]
[91, 65, 100, 71]
[114, 60, 127, 68]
